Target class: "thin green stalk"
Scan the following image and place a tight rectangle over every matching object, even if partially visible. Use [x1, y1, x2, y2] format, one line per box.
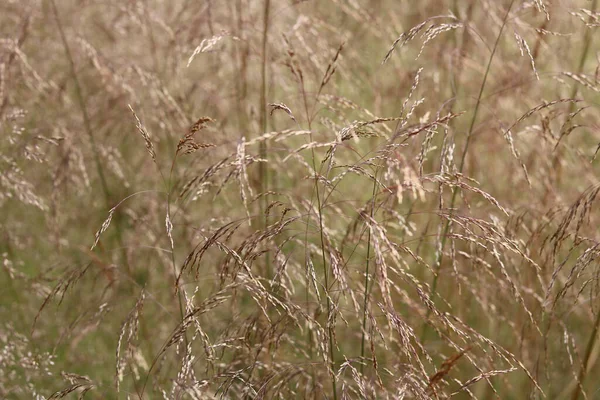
[167, 183, 187, 341]
[568, 0, 597, 111]
[309, 143, 338, 400]
[570, 305, 600, 400]
[302, 168, 317, 394]
[569, 6, 600, 399]
[360, 170, 378, 377]
[49, 0, 109, 208]
[553, 0, 597, 182]
[241, 3, 272, 396]
[49, 0, 129, 271]
[302, 77, 337, 400]
[423, 0, 515, 340]
[259, 0, 271, 280]
[296, 39, 338, 398]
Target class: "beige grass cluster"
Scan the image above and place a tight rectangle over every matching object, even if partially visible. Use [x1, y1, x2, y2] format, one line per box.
[1, 0, 600, 399]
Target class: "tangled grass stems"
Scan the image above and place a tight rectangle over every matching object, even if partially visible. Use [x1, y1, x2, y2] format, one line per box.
[4, 0, 600, 398]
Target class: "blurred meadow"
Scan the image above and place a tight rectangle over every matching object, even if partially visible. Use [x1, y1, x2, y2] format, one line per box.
[1, 0, 600, 398]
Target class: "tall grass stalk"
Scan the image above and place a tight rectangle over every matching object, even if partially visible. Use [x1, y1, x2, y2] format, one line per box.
[242, 2, 272, 392]
[301, 52, 339, 400]
[424, 0, 515, 338]
[296, 37, 341, 399]
[360, 168, 378, 377]
[570, 308, 600, 400]
[258, 0, 273, 285]
[309, 141, 338, 400]
[568, 3, 600, 398]
[568, 0, 598, 111]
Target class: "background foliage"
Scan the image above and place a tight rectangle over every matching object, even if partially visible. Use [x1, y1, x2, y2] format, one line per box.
[1, 0, 600, 398]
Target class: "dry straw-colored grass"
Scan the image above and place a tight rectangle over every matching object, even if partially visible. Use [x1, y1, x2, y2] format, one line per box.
[2, 0, 600, 398]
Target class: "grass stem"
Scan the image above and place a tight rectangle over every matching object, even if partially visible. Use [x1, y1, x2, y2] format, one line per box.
[423, 0, 515, 340]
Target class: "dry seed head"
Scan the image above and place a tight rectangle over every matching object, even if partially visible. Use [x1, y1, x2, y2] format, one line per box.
[532, 0, 549, 20]
[115, 290, 145, 392]
[166, 209, 174, 251]
[176, 117, 215, 156]
[416, 22, 462, 60]
[561, 72, 600, 92]
[91, 206, 116, 250]
[569, 8, 600, 27]
[268, 103, 297, 122]
[514, 31, 540, 80]
[128, 104, 157, 163]
[187, 32, 238, 67]
[319, 42, 345, 92]
[383, 20, 428, 64]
